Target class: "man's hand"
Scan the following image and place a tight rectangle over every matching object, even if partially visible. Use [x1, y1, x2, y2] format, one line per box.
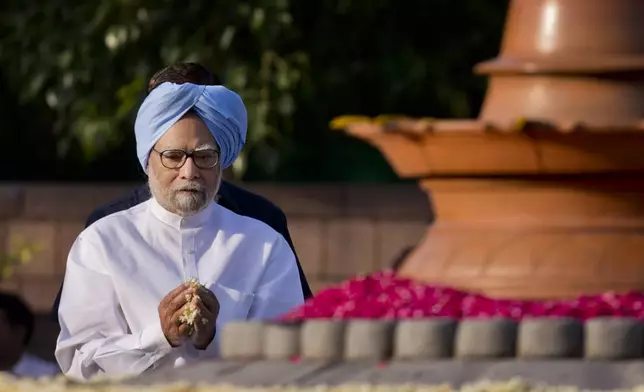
[190, 286, 220, 350]
[158, 283, 193, 347]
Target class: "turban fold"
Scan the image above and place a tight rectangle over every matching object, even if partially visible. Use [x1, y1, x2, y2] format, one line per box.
[134, 82, 247, 170]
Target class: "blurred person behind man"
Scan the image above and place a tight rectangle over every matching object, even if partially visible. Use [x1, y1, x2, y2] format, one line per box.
[0, 292, 59, 378]
[50, 63, 313, 324]
[55, 64, 305, 380]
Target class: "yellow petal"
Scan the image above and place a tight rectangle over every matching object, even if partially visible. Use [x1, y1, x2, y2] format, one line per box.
[329, 115, 372, 130]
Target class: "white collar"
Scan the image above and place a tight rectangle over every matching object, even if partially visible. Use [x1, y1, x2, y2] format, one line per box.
[149, 197, 216, 229]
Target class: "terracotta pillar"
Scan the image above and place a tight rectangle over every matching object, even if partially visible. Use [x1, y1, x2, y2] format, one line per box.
[401, 177, 644, 299]
[335, 0, 644, 299]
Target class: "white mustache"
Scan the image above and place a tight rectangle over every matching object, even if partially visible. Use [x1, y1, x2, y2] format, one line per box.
[174, 183, 206, 193]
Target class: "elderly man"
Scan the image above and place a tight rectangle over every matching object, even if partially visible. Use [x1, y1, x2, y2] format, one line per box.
[49, 64, 313, 325]
[55, 81, 305, 381]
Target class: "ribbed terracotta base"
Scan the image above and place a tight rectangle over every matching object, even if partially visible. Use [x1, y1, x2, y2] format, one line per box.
[398, 176, 644, 299]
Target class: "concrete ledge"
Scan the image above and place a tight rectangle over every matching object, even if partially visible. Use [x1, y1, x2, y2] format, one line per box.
[220, 317, 644, 360]
[300, 320, 345, 360]
[394, 318, 456, 359]
[585, 317, 644, 359]
[518, 317, 583, 358]
[345, 320, 394, 360]
[263, 322, 301, 360]
[219, 320, 264, 359]
[130, 360, 644, 389]
[455, 318, 517, 359]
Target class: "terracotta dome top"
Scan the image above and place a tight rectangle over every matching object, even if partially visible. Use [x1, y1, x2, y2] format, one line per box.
[331, 115, 644, 178]
[331, 116, 644, 137]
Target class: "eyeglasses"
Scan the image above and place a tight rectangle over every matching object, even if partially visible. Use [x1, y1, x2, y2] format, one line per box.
[152, 148, 220, 169]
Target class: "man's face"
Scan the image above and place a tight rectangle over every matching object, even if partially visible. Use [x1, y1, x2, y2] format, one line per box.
[147, 113, 222, 216]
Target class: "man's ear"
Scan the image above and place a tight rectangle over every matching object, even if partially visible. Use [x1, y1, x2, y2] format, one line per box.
[146, 160, 154, 177]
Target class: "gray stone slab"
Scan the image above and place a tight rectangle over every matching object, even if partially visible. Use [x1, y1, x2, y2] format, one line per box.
[386, 360, 644, 389]
[125, 361, 243, 385]
[211, 361, 331, 386]
[263, 322, 301, 360]
[585, 318, 644, 359]
[294, 361, 379, 386]
[301, 320, 345, 360]
[124, 360, 644, 389]
[518, 317, 583, 358]
[394, 318, 457, 359]
[345, 320, 395, 361]
[455, 318, 518, 359]
[219, 321, 264, 360]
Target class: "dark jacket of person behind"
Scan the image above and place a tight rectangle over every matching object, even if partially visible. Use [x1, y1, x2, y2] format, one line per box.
[0, 292, 59, 377]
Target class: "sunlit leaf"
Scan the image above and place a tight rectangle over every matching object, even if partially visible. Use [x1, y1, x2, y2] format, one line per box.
[277, 94, 294, 116]
[251, 8, 265, 31]
[219, 26, 236, 50]
[24, 73, 46, 99]
[226, 66, 249, 90]
[232, 150, 246, 178]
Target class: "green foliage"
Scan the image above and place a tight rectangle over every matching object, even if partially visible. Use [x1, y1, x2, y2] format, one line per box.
[0, 0, 304, 178]
[0, 1, 509, 182]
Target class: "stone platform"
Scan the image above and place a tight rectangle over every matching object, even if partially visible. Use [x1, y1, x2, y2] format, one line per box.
[112, 317, 644, 390]
[216, 318, 644, 361]
[127, 360, 644, 390]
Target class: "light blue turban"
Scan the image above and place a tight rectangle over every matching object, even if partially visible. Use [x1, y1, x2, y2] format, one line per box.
[134, 82, 247, 170]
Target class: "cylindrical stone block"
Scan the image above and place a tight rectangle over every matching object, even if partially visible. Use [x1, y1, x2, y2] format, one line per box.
[344, 320, 395, 361]
[262, 322, 301, 360]
[219, 321, 264, 360]
[394, 318, 457, 359]
[455, 318, 518, 359]
[518, 317, 583, 358]
[301, 320, 345, 360]
[585, 317, 644, 359]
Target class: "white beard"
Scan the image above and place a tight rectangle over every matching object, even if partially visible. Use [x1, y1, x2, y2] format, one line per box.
[147, 166, 220, 217]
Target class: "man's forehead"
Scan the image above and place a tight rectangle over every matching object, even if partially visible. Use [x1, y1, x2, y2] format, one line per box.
[195, 143, 219, 151]
[154, 141, 220, 152]
[155, 141, 218, 151]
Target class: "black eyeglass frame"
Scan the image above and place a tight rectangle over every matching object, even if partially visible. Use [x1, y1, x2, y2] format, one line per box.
[152, 148, 220, 169]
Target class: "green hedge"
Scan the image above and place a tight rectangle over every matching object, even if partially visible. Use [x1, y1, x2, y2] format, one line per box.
[0, 1, 508, 182]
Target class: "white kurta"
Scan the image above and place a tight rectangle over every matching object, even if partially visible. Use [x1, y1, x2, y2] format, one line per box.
[55, 198, 304, 381]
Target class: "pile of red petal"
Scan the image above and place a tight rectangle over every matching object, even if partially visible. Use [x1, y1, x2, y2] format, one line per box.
[281, 270, 644, 321]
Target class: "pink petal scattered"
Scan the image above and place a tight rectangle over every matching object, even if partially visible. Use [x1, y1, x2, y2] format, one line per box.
[280, 270, 644, 321]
